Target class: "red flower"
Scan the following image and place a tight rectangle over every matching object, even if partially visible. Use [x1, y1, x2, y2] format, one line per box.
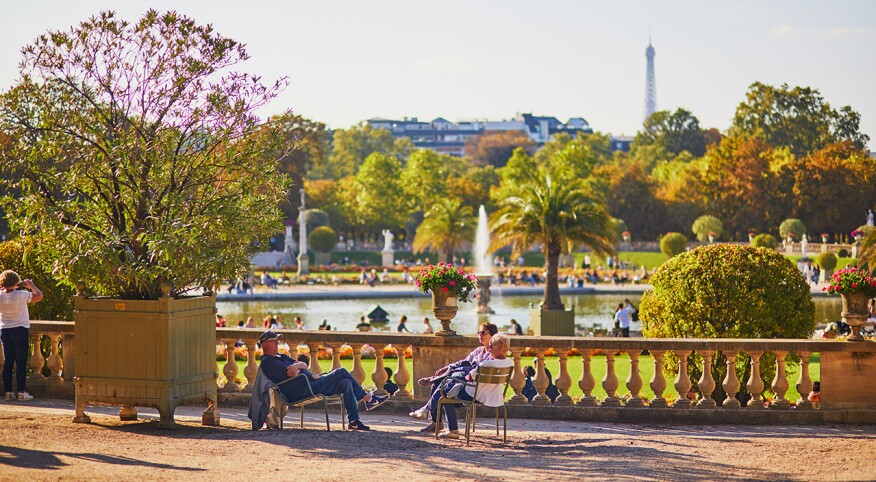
[442, 287, 449, 292]
[449, 280, 456, 287]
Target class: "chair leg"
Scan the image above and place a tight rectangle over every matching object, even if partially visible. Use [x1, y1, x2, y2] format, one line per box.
[503, 406, 507, 443]
[464, 405, 472, 447]
[340, 401, 346, 431]
[324, 400, 331, 431]
[300, 407, 305, 429]
[495, 408, 500, 436]
[472, 404, 477, 433]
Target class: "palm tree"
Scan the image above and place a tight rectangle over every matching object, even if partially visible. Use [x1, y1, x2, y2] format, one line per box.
[491, 173, 615, 310]
[860, 229, 876, 274]
[413, 198, 475, 264]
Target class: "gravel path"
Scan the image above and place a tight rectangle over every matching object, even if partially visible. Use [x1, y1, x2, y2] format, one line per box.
[0, 399, 874, 481]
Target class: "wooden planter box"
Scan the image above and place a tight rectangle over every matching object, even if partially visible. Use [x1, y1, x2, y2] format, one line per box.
[530, 307, 575, 336]
[73, 294, 219, 428]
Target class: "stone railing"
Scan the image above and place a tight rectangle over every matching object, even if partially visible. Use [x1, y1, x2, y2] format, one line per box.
[21, 322, 876, 423]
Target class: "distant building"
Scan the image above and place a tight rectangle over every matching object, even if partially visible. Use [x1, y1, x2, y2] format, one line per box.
[610, 135, 634, 153]
[644, 37, 657, 121]
[366, 113, 594, 157]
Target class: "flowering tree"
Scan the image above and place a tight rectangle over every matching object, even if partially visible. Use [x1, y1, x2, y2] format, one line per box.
[0, 10, 289, 299]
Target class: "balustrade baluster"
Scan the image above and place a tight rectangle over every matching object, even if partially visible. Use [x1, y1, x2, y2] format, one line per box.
[61, 334, 75, 382]
[222, 339, 240, 390]
[307, 344, 323, 375]
[331, 345, 342, 371]
[722, 351, 741, 409]
[625, 351, 644, 407]
[46, 334, 64, 382]
[673, 350, 692, 408]
[601, 352, 621, 407]
[394, 344, 411, 398]
[531, 349, 551, 405]
[795, 351, 814, 410]
[770, 350, 790, 409]
[745, 351, 765, 409]
[371, 344, 388, 396]
[350, 344, 366, 385]
[577, 352, 597, 407]
[28, 333, 46, 381]
[554, 351, 573, 405]
[649, 350, 668, 408]
[508, 348, 528, 404]
[244, 340, 258, 389]
[697, 350, 717, 408]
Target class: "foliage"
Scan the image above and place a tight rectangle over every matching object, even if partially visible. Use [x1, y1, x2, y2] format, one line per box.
[634, 108, 707, 157]
[400, 149, 467, 212]
[415, 263, 478, 303]
[0, 240, 74, 320]
[0, 10, 288, 299]
[691, 215, 723, 242]
[301, 209, 330, 231]
[823, 267, 876, 297]
[412, 199, 475, 263]
[779, 219, 807, 241]
[491, 171, 615, 310]
[319, 124, 407, 179]
[266, 111, 329, 217]
[353, 153, 406, 234]
[446, 165, 500, 211]
[595, 161, 664, 239]
[731, 82, 870, 157]
[751, 234, 779, 250]
[659, 232, 688, 258]
[464, 130, 536, 167]
[816, 252, 838, 271]
[640, 244, 815, 402]
[308, 226, 338, 253]
[860, 230, 876, 275]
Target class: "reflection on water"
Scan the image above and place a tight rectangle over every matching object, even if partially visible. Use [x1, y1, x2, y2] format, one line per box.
[218, 295, 844, 335]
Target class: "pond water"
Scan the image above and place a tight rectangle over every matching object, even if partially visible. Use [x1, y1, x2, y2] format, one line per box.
[217, 294, 843, 336]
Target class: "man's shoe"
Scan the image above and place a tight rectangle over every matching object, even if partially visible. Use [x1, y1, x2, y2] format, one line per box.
[4, 393, 13, 401]
[364, 394, 388, 411]
[348, 419, 371, 431]
[408, 407, 429, 420]
[439, 430, 460, 440]
[16, 391, 33, 402]
[420, 422, 443, 433]
[417, 377, 433, 387]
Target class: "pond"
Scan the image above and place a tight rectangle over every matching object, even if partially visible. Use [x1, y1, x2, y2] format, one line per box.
[217, 294, 843, 336]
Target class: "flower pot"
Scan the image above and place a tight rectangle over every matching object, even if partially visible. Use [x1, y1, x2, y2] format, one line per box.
[841, 291, 870, 341]
[431, 289, 459, 336]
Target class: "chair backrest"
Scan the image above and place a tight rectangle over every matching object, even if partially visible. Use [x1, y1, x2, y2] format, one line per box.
[474, 365, 514, 385]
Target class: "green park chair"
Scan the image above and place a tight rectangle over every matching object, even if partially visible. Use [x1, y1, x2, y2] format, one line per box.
[271, 370, 346, 431]
[435, 365, 514, 446]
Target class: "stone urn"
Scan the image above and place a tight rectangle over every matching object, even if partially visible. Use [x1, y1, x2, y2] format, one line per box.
[431, 289, 459, 336]
[841, 291, 870, 341]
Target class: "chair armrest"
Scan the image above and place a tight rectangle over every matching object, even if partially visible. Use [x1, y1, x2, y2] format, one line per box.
[274, 372, 317, 398]
[439, 376, 475, 397]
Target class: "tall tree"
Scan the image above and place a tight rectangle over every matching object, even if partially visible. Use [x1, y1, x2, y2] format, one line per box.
[412, 198, 475, 263]
[353, 153, 406, 235]
[491, 172, 615, 310]
[315, 124, 404, 179]
[634, 108, 708, 157]
[731, 82, 870, 157]
[400, 149, 467, 212]
[595, 162, 664, 239]
[266, 112, 329, 219]
[464, 130, 536, 167]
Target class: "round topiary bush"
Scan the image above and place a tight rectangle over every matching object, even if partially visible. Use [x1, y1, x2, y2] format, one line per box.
[0, 240, 74, 321]
[838, 248, 850, 258]
[751, 233, 778, 250]
[816, 252, 838, 271]
[308, 226, 338, 253]
[691, 215, 723, 242]
[640, 244, 814, 404]
[660, 232, 688, 258]
[779, 218, 806, 241]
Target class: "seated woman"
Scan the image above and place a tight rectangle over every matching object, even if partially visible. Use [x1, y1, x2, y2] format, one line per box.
[410, 322, 499, 432]
[521, 363, 559, 402]
[430, 334, 513, 439]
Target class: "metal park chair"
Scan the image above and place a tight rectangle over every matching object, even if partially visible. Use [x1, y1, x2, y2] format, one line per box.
[270, 370, 346, 431]
[435, 365, 514, 446]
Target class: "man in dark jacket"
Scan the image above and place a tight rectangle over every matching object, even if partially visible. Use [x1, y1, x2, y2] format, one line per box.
[258, 331, 387, 430]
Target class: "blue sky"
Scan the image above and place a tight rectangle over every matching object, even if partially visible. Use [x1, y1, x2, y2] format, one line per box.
[1, 1, 874, 143]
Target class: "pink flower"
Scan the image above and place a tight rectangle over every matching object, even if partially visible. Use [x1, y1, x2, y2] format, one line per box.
[442, 287, 449, 292]
[852, 283, 858, 288]
[449, 280, 456, 287]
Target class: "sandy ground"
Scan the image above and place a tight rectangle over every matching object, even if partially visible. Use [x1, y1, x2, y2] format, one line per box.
[0, 399, 874, 481]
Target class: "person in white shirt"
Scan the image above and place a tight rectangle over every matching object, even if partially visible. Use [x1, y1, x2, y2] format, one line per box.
[614, 303, 631, 337]
[0, 270, 43, 401]
[432, 334, 513, 439]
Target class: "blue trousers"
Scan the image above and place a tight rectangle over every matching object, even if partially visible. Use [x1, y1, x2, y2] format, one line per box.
[1, 326, 29, 394]
[309, 368, 366, 422]
[429, 380, 474, 432]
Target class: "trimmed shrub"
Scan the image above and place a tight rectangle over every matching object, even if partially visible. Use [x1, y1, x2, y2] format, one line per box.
[779, 218, 806, 241]
[308, 226, 338, 253]
[302, 208, 330, 231]
[660, 232, 688, 258]
[838, 248, 850, 258]
[691, 215, 723, 242]
[640, 244, 814, 404]
[751, 233, 778, 250]
[816, 252, 838, 271]
[0, 240, 74, 321]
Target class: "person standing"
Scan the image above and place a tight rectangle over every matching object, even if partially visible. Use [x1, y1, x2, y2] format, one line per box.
[613, 302, 631, 337]
[0, 271, 43, 401]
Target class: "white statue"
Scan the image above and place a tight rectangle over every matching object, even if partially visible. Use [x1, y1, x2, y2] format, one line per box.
[868, 209, 874, 227]
[381, 229, 394, 252]
[800, 234, 808, 258]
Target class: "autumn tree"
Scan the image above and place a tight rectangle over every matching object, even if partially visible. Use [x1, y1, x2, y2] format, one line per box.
[315, 124, 410, 179]
[266, 112, 329, 219]
[634, 108, 708, 157]
[464, 130, 536, 167]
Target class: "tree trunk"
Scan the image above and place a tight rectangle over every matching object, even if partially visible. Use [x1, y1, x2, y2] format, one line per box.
[543, 242, 563, 310]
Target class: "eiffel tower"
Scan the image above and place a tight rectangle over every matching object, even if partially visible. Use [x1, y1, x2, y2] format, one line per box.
[644, 36, 657, 121]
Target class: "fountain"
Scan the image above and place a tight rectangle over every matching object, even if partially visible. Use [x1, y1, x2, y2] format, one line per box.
[474, 205, 495, 314]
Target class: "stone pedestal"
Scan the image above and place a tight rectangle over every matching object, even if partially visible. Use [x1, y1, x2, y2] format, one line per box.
[296, 252, 309, 276]
[381, 250, 394, 267]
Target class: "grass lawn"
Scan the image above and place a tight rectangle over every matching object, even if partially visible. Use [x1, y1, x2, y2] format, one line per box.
[228, 353, 820, 403]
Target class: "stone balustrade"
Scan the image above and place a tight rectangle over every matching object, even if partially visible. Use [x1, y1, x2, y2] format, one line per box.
[19, 321, 876, 423]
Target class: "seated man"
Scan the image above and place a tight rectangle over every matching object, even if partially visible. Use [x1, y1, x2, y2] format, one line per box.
[258, 331, 386, 430]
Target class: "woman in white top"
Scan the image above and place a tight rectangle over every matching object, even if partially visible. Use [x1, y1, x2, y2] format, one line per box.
[0, 270, 43, 401]
[436, 334, 513, 439]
